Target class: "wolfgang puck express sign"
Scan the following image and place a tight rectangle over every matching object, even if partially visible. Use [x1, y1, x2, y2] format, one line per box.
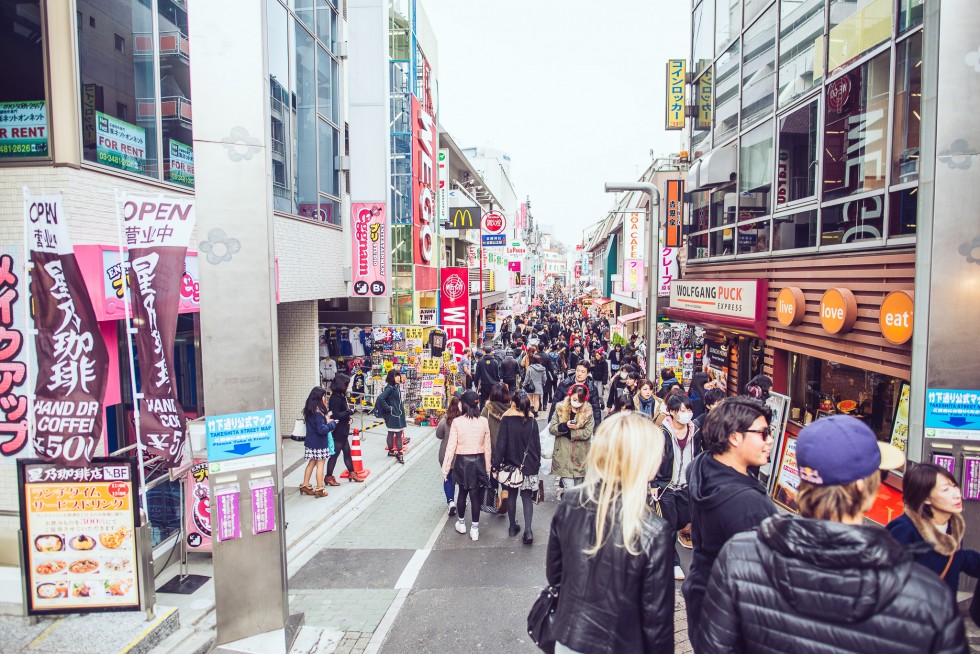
[669, 280, 761, 320]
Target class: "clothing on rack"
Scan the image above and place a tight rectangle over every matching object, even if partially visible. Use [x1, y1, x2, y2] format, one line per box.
[319, 357, 338, 382]
[350, 327, 366, 356]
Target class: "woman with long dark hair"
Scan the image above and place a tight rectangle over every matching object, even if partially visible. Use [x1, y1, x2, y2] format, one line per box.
[493, 391, 541, 544]
[442, 391, 492, 541]
[375, 369, 407, 464]
[325, 374, 362, 485]
[688, 371, 712, 419]
[436, 394, 464, 515]
[300, 387, 337, 498]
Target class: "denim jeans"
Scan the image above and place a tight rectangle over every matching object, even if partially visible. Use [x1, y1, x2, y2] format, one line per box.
[443, 477, 455, 503]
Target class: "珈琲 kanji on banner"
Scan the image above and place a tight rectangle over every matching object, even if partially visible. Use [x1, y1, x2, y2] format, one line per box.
[119, 195, 196, 468]
[26, 191, 109, 467]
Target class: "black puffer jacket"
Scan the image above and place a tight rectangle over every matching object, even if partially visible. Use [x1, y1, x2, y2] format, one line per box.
[701, 515, 967, 654]
[546, 488, 674, 654]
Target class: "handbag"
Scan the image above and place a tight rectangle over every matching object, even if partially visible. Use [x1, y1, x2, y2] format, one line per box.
[481, 484, 499, 514]
[496, 430, 534, 488]
[523, 376, 536, 393]
[527, 585, 559, 654]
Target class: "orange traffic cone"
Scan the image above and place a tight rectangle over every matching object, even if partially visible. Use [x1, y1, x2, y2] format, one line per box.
[340, 429, 371, 480]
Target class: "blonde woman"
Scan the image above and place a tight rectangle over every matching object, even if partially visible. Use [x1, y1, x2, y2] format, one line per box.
[545, 412, 674, 653]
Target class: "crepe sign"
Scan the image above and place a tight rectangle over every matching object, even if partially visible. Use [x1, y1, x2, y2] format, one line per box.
[421, 358, 442, 374]
[18, 458, 141, 614]
[422, 395, 442, 410]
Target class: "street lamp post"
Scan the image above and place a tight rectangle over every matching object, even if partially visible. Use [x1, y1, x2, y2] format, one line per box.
[603, 182, 661, 375]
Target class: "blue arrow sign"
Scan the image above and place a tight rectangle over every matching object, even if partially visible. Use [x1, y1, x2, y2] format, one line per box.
[207, 409, 278, 463]
[925, 389, 980, 437]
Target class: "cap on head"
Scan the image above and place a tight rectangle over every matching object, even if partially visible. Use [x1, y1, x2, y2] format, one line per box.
[795, 415, 905, 486]
[461, 390, 481, 408]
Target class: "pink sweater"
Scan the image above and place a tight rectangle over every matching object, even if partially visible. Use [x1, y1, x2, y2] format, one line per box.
[442, 416, 492, 474]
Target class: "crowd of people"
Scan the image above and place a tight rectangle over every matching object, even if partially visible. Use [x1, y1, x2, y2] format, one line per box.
[300, 286, 978, 652]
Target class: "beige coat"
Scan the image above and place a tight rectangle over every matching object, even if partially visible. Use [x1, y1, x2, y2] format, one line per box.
[548, 399, 594, 479]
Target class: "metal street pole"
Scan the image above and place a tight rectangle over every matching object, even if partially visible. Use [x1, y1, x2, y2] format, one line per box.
[604, 182, 661, 375]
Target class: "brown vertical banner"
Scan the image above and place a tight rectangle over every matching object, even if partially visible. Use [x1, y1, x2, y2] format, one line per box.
[26, 192, 110, 466]
[665, 180, 684, 248]
[120, 196, 196, 467]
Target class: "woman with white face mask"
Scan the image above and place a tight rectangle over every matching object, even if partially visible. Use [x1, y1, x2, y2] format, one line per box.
[652, 393, 703, 581]
[633, 379, 667, 424]
[549, 384, 595, 497]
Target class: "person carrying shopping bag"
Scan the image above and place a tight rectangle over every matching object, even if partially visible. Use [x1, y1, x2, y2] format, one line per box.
[493, 391, 542, 544]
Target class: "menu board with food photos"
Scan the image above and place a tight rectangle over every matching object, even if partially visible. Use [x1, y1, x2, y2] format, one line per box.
[18, 458, 141, 614]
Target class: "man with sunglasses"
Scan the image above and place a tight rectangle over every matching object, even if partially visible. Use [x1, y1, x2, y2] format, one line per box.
[683, 396, 777, 652]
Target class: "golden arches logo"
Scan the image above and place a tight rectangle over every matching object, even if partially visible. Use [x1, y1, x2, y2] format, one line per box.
[451, 208, 475, 228]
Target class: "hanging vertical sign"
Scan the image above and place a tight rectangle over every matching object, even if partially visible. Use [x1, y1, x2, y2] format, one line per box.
[350, 202, 389, 296]
[437, 149, 449, 226]
[624, 211, 645, 260]
[666, 59, 687, 130]
[26, 191, 110, 467]
[658, 236, 679, 298]
[0, 246, 29, 461]
[665, 179, 684, 247]
[695, 68, 712, 131]
[411, 96, 437, 269]
[622, 259, 644, 293]
[119, 195, 196, 468]
[440, 267, 470, 360]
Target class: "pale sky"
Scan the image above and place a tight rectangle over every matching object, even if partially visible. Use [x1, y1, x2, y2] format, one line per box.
[423, 0, 690, 246]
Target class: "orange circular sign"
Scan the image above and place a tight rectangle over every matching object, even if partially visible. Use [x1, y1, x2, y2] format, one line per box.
[879, 290, 914, 345]
[819, 288, 858, 334]
[776, 287, 806, 326]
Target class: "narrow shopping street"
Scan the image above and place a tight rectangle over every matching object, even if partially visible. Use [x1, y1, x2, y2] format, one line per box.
[285, 423, 692, 654]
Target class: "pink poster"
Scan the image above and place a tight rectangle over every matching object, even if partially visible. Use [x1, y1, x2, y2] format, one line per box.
[184, 460, 212, 550]
[214, 484, 241, 542]
[250, 478, 276, 534]
[350, 202, 389, 297]
[622, 259, 645, 293]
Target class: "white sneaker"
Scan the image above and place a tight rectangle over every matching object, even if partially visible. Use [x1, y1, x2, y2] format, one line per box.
[470, 526, 479, 541]
[455, 520, 466, 534]
[674, 565, 686, 581]
[448, 500, 457, 516]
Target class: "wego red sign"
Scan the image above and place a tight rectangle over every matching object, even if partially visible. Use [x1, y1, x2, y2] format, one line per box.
[412, 96, 436, 279]
[827, 74, 852, 114]
[439, 267, 470, 360]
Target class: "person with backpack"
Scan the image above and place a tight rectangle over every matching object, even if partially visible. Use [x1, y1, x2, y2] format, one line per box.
[374, 369, 407, 464]
[699, 415, 967, 654]
[492, 392, 541, 544]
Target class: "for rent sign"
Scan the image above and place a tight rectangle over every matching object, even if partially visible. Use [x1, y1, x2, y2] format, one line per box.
[439, 267, 470, 360]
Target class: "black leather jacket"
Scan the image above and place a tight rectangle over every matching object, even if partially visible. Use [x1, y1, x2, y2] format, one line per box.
[500, 356, 519, 382]
[546, 488, 674, 654]
[701, 515, 967, 654]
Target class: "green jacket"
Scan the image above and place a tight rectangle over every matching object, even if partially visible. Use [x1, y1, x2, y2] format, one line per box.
[375, 384, 407, 430]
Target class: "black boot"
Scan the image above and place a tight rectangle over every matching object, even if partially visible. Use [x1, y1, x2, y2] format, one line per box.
[509, 522, 521, 537]
[522, 529, 534, 545]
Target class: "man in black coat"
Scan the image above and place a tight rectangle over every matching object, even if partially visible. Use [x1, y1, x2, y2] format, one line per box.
[475, 347, 500, 408]
[550, 362, 602, 426]
[682, 397, 778, 650]
[500, 350, 520, 394]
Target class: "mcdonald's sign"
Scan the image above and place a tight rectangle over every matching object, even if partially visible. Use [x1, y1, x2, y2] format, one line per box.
[445, 206, 480, 230]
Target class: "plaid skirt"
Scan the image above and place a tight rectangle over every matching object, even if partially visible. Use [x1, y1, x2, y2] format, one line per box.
[304, 447, 332, 460]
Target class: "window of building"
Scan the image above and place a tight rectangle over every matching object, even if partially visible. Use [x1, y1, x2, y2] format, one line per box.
[743, 0, 770, 27]
[736, 218, 770, 254]
[715, 0, 739, 57]
[892, 33, 922, 186]
[710, 226, 735, 257]
[114, 34, 126, 53]
[822, 51, 890, 203]
[316, 0, 337, 51]
[317, 117, 338, 198]
[688, 231, 710, 261]
[741, 4, 776, 128]
[778, 0, 824, 108]
[294, 0, 314, 32]
[739, 119, 773, 223]
[295, 18, 318, 220]
[691, 190, 711, 232]
[692, 0, 714, 78]
[828, 0, 893, 71]
[776, 101, 818, 205]
[787, 353, 905, 445]
[821, 193, 884, 246]
[116, 102, 128, 120]
[714, 39, 740, 144]
[159, 0, 193, 188]
[710, 182, 736, 228]
[772, 208, 817, 250]
[269, 0, 294, 212]
[889, 188, 917, 238]
[90, 15, 96, 27]
[317, 46, 340, 125]
[0, 0, 47, 160]
[78, 0, 158, 177]
[898, 0, 923, 32]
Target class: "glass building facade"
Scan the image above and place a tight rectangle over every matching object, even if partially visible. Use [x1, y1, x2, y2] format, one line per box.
[687, 0, 923, 261]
